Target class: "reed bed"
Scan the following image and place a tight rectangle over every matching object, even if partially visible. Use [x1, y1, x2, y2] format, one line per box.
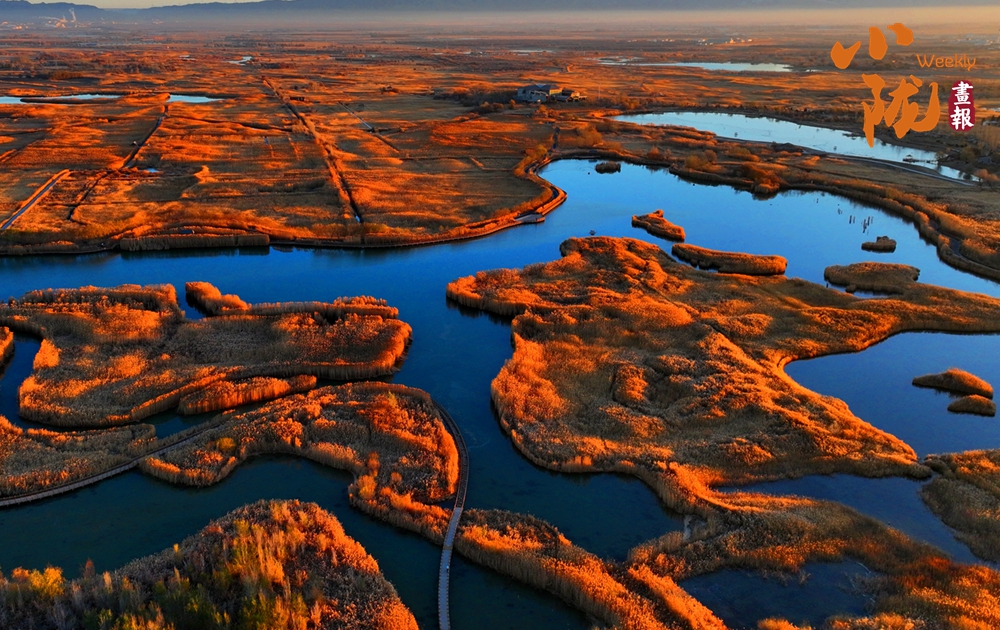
[861, 236, 897, 253]
[924, 450, 1000, 562]
[632, 210, 686, 242]
[0, 414, 154, 497]
[454, 509, 725, 630]
[142, 383, 458, 540]
[0, 327, 11, 367]
[824, 262, 920, 294]
[448, 235, 1000, 517]
[0, 499, 417, 630]
[633, 490, 1000, 629]
[185, 281, 399, 319]
[119, 232, 270, 251]
[0, 284, 410, 427]
[948, 395, 997, 416]
[672, 243, 787, 276]
[912, 368, 994, 399]
[177, 375, 317, 415]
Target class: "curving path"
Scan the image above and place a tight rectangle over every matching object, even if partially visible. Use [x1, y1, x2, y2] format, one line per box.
[0, 421, 220, 508]
[432, 400, 469, 630]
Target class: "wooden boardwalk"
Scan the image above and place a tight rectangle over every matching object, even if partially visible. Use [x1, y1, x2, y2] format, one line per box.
[432, 401, 469, 630]
[0, 423, 217, 508]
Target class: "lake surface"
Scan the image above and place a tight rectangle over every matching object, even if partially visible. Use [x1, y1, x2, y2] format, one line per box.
[617, 111, 968, 180]
[0, 159, 997, 628]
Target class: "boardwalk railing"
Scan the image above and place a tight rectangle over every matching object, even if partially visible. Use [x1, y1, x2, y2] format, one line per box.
[433, 401, 469, 630]
[0, 421, 219, 508]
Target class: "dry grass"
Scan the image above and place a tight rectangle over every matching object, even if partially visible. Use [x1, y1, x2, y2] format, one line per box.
[186, 281, 399, 319]
[824, 262, 920, 294]
[141, 382, 457, 541]
[947, 396, 997, 417]
[924, 450, 1000, 563]
[447, 235, 1000, 626]
[861, 236, 897, 253]
[2, 32, 1000, 266]
[912, 368, 994, 399]
[0, 327, 11, 367]
[632, 210, 686, 242]
[0, 414, 154, 497]
[455, 509, 725, 630]
[633, 490, 1000, 630]
[672, 243, 787, 276]
[0, 499, 417, 630]
[177, 374, 317, 415]
[447, 236, 1000, 514]
[0, 283, 410, 427]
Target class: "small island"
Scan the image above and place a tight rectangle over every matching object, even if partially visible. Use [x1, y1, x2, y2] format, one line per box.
[672, 242, 787, 275]
[631, 209, 686, 242]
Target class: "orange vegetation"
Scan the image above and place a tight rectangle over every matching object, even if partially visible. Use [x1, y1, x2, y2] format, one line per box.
[948, 395, 997, 416]
[456, 509, 724, 630]
[141, 383, 458, 541]
[0, 500, 417, 629]
[861, 236, 897, 253]
[0, 283, 410, 427]
[0, 414, 154, 496]
[448, 235, 1000, 627]
[824, 262, 920, 294]
[448, 238, 1000, 506]
[912, 368, 994, 399]
[0, 327, 11, 367]
[177, 374, 317, 415]
[672, 243, 787, 275]
[632, 210, 686, 242]
[447, 236, 1000, 507]
[925, 450, 1000, 562]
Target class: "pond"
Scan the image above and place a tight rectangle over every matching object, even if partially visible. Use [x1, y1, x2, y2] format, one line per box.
[0, 158, 996, 628]
[617, 110, 968, 180]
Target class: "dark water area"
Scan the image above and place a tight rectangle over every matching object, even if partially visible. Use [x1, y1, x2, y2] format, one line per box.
[681, 563, 870, 629]
[740, 474, 979, 565]
[0, 159, 997, 627]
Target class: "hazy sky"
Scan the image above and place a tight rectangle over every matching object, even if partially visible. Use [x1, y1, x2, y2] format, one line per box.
[46, 0, 1000, 21]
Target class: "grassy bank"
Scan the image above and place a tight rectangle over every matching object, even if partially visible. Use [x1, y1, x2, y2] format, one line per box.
[0, 283, 410, 428]
[0, 500, 417, 629]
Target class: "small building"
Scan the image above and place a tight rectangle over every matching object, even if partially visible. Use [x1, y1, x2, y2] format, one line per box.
[554, 88, 584, 102]
[516, 83, 561, 102]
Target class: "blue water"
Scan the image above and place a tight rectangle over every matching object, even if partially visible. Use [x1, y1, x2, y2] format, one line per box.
[617, 111, 967, 180]
[682, 563, 869, 629]
[0, 159, 997, 627]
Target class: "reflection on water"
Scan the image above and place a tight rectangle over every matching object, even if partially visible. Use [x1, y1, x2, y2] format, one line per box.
[617, 110, 966, 180]
[682, 563, 869, 629]
[787, 332, 1000, 456]
[0, 159, 998, 626]
[741, 474, 979, 564]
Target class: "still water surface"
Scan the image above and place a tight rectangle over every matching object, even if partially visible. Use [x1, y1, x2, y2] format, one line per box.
[0, 159, 996, 627]
[617, 110, 967, 180]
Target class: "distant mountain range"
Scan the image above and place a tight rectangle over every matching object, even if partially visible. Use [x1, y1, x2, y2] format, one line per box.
[0, 0, 986, 23]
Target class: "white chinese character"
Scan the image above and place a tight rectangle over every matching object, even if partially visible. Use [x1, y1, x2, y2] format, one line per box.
[952, 81, 973, 104]
[951, 105, 974, 130]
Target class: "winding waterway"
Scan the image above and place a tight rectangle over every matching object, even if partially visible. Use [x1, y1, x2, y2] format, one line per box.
[617, 111, 968, 180]
[0, 159, 997, 628]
